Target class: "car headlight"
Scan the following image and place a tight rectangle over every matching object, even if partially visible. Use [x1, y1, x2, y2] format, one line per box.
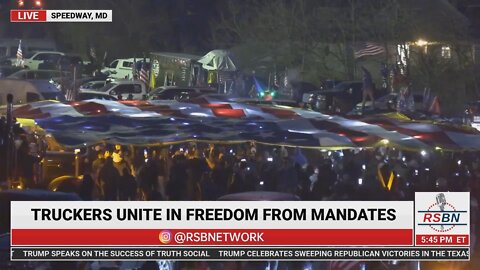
[317, 95, 326, 101]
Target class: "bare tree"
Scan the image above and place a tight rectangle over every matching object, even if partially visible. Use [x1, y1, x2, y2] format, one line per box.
[211, 0, 356, 82]
[50, 0, 175, 59]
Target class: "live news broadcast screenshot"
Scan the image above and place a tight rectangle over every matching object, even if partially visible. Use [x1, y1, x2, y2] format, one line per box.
[0, 0, 479, 270]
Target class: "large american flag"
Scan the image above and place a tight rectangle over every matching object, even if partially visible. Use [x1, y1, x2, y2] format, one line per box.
[354, 42, 385, 59]
[7, 98, 480, 150]
[139, 59, 149, 85]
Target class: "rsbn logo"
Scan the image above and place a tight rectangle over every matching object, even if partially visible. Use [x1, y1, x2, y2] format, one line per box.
[417, 193, 468, 233]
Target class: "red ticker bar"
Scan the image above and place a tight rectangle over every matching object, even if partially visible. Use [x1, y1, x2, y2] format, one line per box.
[12, 228, 413, 246]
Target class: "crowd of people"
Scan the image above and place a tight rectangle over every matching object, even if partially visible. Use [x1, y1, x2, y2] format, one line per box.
[4, 136, 480, 269]
[71, 141, 480, 261]
[6, 131, 480, 232]
[76, 142, 480, 205]
[80, 143, 310, 202]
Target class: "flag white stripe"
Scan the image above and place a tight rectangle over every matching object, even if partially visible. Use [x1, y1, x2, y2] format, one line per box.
[16, 40, 23, 67]
[140, 65, 149, 84]
[355, 42, 385, 58]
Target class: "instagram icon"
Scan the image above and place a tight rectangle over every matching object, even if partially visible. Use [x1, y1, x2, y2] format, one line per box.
[159, 230, 172, 244]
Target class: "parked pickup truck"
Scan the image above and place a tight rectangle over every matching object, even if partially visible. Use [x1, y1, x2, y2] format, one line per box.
[101, 58, 149, 80]
[94, 79, 148, 100]
[22, 51, 65, 70]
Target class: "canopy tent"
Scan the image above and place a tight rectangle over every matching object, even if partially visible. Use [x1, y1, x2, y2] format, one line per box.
[7, 99, 480, 151]
[198, 50, 237, 71]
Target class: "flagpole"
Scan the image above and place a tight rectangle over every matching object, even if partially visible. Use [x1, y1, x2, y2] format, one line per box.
[268, 72, 271, 90]
[73, 66, 77, 101]
[102, 51, 108, 69]
[132, 57, 137, 81]
[273, 64, 277, 87]
[5, 94, 13, 184]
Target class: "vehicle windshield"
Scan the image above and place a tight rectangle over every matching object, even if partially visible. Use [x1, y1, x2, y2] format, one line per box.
[333, 82, 351, 90]
[376, 93, 396, 103]
[7, 70, 24, 79]
[36, 71, 60, 79]
[82, 81, 103, 89]
[98, 82, 116, 92]
[150, 87, 167, 94]
[42, 91, 66, 102]
[23, 51, 35, 59]
[80, 93, 116, 100]
[0, 67, 21, 77]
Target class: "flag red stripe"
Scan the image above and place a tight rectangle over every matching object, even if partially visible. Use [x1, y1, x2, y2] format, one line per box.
[355, 42, 385, 58]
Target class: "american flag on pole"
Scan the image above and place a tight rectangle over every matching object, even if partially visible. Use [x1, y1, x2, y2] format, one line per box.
[132, 57, 137, 80]
[65, 88, 76, 101]
[102, 50, 108, 68]
[89, 45, 96, 61]
[139, 58, 149, 85]
[273, 65, 279, 87]
[354, 42, 385, 59]
[16, 40, 23, 67]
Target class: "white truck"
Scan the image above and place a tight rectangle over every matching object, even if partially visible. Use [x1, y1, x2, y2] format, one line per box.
[95, 79, 148, 100]
[0, 79, 65, 105]
[101, 58, 149, 80]
[22, 51, 65, 70]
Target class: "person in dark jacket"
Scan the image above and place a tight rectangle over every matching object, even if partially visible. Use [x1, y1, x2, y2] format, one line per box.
[310, 160, 336, 200]
[229, 161, 247, 194]
[167, 153, 188, 200]
[137, 153, 160, 200]
[79, 169, 94, 201]
[119, 168, 137, 200]
[98, 157, 120, 200]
